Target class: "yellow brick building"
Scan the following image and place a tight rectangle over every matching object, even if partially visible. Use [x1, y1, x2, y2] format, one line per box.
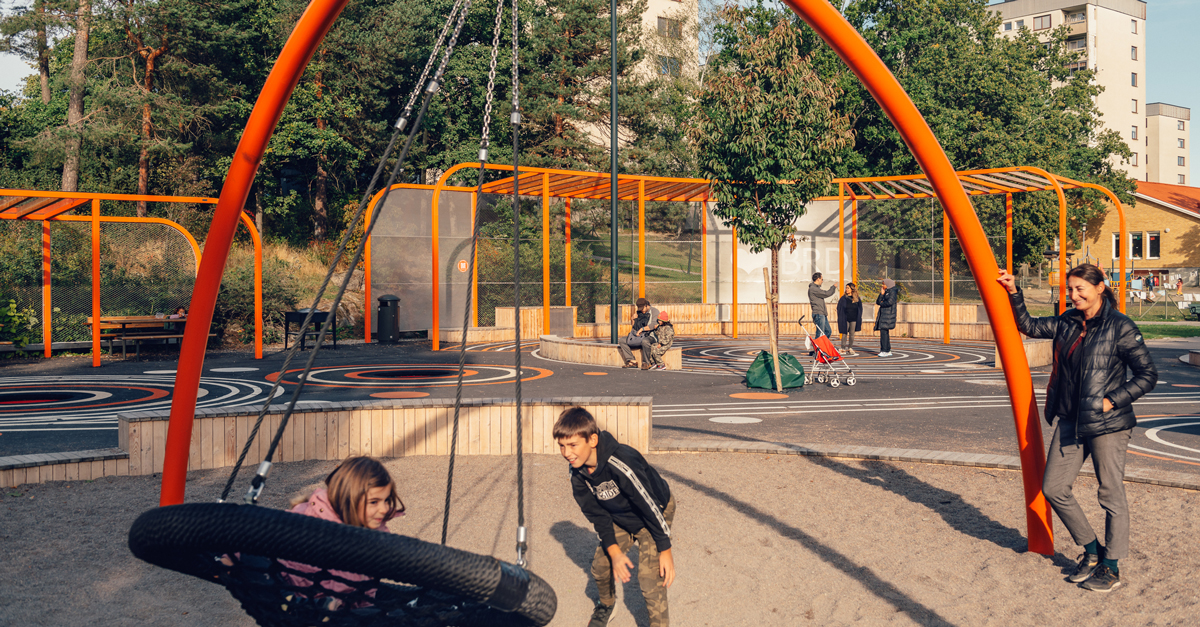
[1080, 181, 1200, 287]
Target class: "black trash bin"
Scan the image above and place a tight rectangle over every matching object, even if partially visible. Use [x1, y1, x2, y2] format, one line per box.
[377, 295, 401, 344]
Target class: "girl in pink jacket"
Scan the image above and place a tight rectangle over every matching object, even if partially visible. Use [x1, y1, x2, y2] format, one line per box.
[280, 456, 405, 607]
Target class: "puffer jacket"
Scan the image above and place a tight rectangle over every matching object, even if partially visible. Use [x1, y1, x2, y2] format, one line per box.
[1009, 289, 1157, 437]
[874, 286, 899, 331]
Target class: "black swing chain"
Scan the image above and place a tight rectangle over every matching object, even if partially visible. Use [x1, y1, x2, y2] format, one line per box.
[219, 0, 474, 505]
[441, 0, 507, 547]
[510, 0, 527, 569]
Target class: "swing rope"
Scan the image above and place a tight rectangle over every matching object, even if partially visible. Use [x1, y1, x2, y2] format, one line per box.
[509, 0, 527, 568]
[441, 0, 506, 548]
[217, 0, 472, 505]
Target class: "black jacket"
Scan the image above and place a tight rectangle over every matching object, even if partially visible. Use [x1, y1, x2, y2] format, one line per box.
[570, 431, 673, 551]
[874, 286, 899, 331]
[1009, 289, 1157, 437]
[836, 296, 862, 333]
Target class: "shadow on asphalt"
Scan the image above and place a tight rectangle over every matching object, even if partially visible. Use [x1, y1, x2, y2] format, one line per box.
[550, 521, 649, 625]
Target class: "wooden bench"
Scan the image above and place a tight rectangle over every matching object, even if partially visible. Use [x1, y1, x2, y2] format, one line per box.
[539, 334, 683, 370]
[86, 316, 213, 359]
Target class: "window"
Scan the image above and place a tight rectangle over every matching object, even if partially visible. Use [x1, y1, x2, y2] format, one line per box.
[1131, 232, 1143, 259]
[1132, 99, 1138, 113]
[1132, 153, 1139, 166]
[1131, 126, 1138, 140]
[1179, 156, 1187, 167]
[1131, 46, 1138, 60]
[1131, 72, 1138, 87]
[1182, 174, 1188, 184]
[1147, 232, 1160, 259]
[1180, 120, 1187, 131]
[1180, 139, 1187, 149]
[1131, 19, 1137, 34]
[657, 55, 681, 77]
[1067, 38, 1086, 52]
[657, 17, 682, 40]
[1068, 11, 1085, 23]
[1016, 19, 1025, 29]
[1004, 21, 1012, 31]
[1033, 15, 1052, 31]
[1112, 233, 1121, 259]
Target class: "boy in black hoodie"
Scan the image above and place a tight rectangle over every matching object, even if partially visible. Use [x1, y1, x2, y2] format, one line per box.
[554, 407, 676, 627]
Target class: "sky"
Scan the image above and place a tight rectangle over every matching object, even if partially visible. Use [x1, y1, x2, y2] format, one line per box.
[0, 0, 1196, 183]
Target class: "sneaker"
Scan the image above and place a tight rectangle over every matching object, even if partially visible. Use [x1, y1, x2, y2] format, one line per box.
[622, 361, 637, 368]
[1080, 564, 1122, 592]
[878, 351, 891, 357]
[1067, 552, 1101, 583]
[588, 603, 615, 627]
[653, 363, 667, 370]
[640, 361, 652, 370]
[846, 350, 857, 356]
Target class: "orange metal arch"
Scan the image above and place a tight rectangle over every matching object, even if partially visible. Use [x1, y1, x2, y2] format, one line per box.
[160, 0, 350, 506]
[781, 0, 1052, 553]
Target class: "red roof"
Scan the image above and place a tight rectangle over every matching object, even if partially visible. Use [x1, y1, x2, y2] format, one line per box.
[1136, 181, 1200, 218]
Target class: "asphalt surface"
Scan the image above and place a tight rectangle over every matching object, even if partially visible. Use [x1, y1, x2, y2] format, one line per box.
[2, 335, 1199, 482]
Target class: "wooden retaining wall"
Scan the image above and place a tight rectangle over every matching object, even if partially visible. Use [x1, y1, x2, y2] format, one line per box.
[995, 339, 1054, 369]
[0, 397, 651, 489]
[539, 335, 683, 370]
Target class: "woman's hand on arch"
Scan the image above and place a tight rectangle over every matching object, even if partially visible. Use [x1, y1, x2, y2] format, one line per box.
[996, 271, 1018, 295]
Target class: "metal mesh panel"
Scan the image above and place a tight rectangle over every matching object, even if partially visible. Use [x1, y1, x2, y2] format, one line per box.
[0, 221, 43, 341]
[98, 221, 197, 316]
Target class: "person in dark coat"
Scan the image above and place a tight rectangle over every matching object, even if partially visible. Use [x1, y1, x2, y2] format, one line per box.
[835, 283, 863, 356]
[998, 264, 1156, 593]
[874, 278, 898, 356]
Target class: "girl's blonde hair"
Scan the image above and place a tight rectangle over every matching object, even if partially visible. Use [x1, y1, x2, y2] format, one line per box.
[324, 456, 404, 527]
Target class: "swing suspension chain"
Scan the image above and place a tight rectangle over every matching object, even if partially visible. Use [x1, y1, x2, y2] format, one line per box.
[442, 0, 506, 547]
[218, 0, 474, 505]
[510, 0, 527, 569]
[395, 0, 467, 132]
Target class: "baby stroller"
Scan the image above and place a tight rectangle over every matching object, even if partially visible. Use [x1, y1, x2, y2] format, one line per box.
[798, 315, 856, 387]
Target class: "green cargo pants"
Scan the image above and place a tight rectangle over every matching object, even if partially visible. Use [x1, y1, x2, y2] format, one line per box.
[590, 496, 676, 627]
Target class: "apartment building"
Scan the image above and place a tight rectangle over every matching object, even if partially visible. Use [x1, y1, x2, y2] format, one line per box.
[993, 0, 1146, 179]
[1146, 103, 1190, 186]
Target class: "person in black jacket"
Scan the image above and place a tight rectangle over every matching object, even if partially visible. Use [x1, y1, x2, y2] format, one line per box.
[836, 283, 863, 356]
[554, 407, 675, 627]
[998, 264, 1156, 593]
[875, 278, 899, 356]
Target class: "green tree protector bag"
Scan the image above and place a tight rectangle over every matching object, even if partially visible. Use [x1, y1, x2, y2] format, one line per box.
[745, 350, 805, 390]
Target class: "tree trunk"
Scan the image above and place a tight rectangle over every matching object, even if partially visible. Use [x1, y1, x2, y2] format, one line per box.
[770, 245, 780, 343]
[135, 40, 167, 217]
[313, 62, 328, 240]
[61, 0, 91, 192]
[35, 0, 50, 104]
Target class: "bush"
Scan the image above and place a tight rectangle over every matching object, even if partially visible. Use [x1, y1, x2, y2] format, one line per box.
[213, 257, 300, 342]
[0, 299, 39, 349]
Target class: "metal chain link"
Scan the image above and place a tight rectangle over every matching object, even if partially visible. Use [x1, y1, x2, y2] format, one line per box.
[432, 0, 473, 86]
[478, 0, 507, 159]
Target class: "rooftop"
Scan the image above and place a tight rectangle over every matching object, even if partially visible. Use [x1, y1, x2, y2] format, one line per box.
[1135, 181, 1200, 218]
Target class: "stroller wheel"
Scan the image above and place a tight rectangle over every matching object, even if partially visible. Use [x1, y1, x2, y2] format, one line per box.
[804, 375, 812, 385]
[830, 378, 840, 388]
[846, 377, 857, 386]
[816, 374, 827, 384]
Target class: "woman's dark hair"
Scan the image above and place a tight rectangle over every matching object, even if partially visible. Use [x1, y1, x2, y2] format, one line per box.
[1066, 264, 1118, 308]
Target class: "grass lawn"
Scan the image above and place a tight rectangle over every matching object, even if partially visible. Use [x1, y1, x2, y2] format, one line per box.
[1136, 325, 1200, 340]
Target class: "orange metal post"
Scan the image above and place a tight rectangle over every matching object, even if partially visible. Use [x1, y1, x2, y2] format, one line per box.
[838, 183, 845, 285]
[542, 173, 550, 334]
[1005, 193, 1013, 275]
[472, 192, 479, 326]
[701, 200, 708, 304]
[638, 180, 646, 299]
[237, 212, 264, 360]
[564, 198, 572, 307]
[780, 0, 1052, 554]
[91, 199, 101, 367]
[160, 0, 350, 506]
[364, 211, 373, 342]
[732, 225, 738, 339]
[851, 199, 859, 284]
[1066, 180, 1128, 311]
[42, 221, 51, 357]
[1059, 186, 1067, 314]
[431, 182, 442, 351]
[943, 210, 950, 344]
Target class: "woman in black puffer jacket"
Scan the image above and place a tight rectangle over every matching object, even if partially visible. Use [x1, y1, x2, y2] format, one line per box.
[998, 264, 1156, 593]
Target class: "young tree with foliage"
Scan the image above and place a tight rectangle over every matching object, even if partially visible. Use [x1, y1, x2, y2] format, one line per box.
[695, 11, 853, 339]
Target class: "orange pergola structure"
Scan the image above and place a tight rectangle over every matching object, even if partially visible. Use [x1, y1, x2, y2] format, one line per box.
[160, 0, 1055, 555]
[0, 189, 264, 364]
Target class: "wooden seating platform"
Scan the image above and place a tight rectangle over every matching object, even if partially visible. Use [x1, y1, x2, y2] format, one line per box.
[538, 334, 683, 370]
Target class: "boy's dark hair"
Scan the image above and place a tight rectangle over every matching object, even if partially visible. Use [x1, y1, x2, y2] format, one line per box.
[812, 272, 822, 282]
[553, 406, 599, 440]
[635, 297, 650, 308]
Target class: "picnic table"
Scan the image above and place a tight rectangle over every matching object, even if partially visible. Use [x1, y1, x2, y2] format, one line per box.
[283, 310, 338, 351]
[85, 315, 212, 360]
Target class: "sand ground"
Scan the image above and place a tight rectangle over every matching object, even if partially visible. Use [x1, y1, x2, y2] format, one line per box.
[1, 453, 1197, 627]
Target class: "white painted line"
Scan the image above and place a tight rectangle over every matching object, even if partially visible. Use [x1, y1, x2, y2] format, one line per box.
[210, 367, 260, 373]
[708, 416, 763, 424]
[143, 370, 176, 374]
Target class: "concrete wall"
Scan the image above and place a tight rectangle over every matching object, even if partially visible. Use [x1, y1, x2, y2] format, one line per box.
[1081, 195, 1200, 280]
[1147, 104, 1191, 185]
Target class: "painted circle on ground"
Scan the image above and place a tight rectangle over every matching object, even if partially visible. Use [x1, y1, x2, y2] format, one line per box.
[709, 416, 763, 424]
[344, 368, 475, 380]
[584, 372, 608, 376]
[1173, 384, 1199, 388]
[266, 363, 553, 388]
[730, 392, 789, 400]
[369, 391, 431, 399]
[211, 367, 260, 373]
[920, 370, 944, 374]
[144, 370, 177, 375]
